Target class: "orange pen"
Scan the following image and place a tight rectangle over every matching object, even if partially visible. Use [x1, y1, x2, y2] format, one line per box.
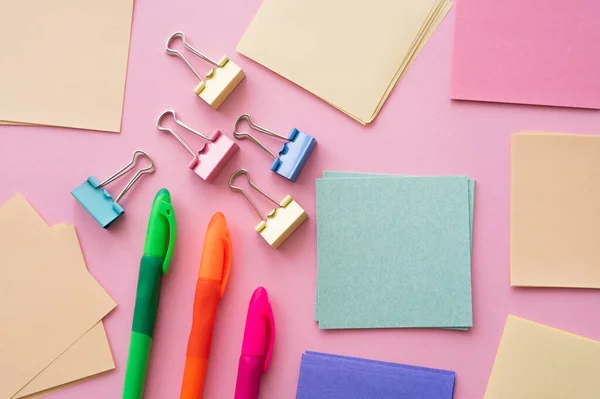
[180, 212, 232, 399]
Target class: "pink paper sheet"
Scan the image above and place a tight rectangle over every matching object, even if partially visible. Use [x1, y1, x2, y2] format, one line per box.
[451, 0, 600, 109]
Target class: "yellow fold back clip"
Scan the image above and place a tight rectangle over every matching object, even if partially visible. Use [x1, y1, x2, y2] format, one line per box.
[166, 32, 245, 109]
[228, 169, 308, 248]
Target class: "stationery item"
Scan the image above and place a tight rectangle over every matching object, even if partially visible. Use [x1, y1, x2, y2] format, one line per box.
[316, 173, 474, 329]
[123, 189, 176, 399]
[296, 351, 456, 399]
[0, 0, 134, 131]
[238, 0, 453, 124]
[484, 315, 600, 398]
[234, 287, 275, 399]
[166, 32, 245, 109]
[157, 110, 238, 182]
[0, 195, 116, 399]
[233, 114, 316, 182]
[451, 0, 600, 109]
[0, 197, 115, 399]
[228, 169, 308, 248]
[180, 212, 232, 399]
[325, 171, 476, 243]
[511, 132, 600, 288]
[72, 150, 155, 228]
[14, 322, 114, 399]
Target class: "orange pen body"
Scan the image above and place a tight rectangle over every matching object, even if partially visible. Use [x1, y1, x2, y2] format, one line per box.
[180, 213, 232, 399]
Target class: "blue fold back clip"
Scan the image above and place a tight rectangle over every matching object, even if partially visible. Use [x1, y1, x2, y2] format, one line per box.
[233, 114, 316, 182]
[71, 150, 155, 228]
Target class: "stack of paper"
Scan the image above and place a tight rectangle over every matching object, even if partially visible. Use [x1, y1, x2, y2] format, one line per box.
[484, 315, 600, 398]
[238, 0, 453, 125]
[0, 0, 134, 132]
[511, 131, 600, 288]
[451, 0, 600, 109]
[315, 172, 474, 330]
[296, 351, 456, 399]
[0, 195, 116, 399]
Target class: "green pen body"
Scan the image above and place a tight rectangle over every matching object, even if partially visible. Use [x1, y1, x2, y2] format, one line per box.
[123, 189, 176, 399]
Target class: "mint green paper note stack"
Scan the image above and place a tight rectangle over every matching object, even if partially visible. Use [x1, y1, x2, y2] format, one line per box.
[315, 172, 475, 330]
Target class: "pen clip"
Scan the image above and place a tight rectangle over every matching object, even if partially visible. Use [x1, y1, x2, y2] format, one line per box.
[157, 199, 176, 274]
[263, 298, 275, 372]
[219, 225, 232, 297]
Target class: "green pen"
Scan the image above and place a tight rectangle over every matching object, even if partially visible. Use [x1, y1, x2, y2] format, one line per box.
[123, 188, 176, 399]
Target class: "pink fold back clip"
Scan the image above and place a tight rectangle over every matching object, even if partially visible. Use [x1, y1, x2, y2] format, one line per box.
[157, 110, 238, 182]
[188, 130, 238, 182]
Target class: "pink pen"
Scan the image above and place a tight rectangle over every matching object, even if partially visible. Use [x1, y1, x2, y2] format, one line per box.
[234, 287, 275, 399]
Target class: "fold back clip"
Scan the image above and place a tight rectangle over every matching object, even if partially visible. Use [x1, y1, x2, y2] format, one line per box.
[234, 114, 316, 182]
[71, 150, 155, 228]
[228, 169, 307, 248]
[157, 110, 238, 182]
[166, 32, 245, 109]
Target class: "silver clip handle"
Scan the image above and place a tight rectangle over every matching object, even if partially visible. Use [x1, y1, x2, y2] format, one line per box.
[229, 169, 279, 221]
[99, 150, 155, 203]
[233, 114, 290, 160]
[157, 110, 214, 158]
[166, 32, 220, 83]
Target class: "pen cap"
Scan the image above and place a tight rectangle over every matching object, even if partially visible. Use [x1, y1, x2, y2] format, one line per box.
[242, 287, 275, 372]
[199, 212, 232, 297]
[143, 189, 177, 274]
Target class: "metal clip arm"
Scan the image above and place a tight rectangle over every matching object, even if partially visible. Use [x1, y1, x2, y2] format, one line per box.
[233, 114, 290, 159]
[99, 150, 155, 202]
[157, 110, 215, 157]
[228, 169, 279, 221]
[166, 32, 220, 83]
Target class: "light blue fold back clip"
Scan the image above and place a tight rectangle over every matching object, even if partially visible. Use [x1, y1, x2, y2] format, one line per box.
[71, 150, 155, 228]
[233, 114, 316, 182]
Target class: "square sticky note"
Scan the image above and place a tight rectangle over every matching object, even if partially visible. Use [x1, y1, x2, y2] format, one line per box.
[316, 174, 473, 329]
[0, 0, 135, 131]
[451, 0, 600, 109]
[511, 132, 600, 288]
[484, 315, 600, 398]
[322, 171, 475, 244]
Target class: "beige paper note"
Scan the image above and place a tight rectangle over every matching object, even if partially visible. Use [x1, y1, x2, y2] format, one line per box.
[0, 196, 116, 399]
[485, 315, 600, 398]
[0, 0, 134, 132]
[14, 322, 114, 399]
[511, 131, 600, 288]
[12, 229, 115, 399]
[238, 0, 452, 124]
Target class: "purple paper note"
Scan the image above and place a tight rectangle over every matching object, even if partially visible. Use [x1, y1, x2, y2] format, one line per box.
[296, 352, 456, 399]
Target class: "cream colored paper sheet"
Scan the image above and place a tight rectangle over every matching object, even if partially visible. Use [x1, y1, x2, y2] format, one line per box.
[14, 225, 114, 399]
[238, 0, 452, 125]
[0, 195, 116, 399]
[19, 383, 81, 399]
[484, 315, 600, 398]
[0, 0, 134, 132]
[510, 131, 600, 288]
[14, 322, 113, 399]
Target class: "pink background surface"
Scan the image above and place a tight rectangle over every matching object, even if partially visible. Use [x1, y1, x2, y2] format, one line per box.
[1, 0, 600, 398]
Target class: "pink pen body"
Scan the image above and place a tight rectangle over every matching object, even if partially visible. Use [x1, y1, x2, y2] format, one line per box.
[235, 356, 264, 399]
[234, 287, 274, 399]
